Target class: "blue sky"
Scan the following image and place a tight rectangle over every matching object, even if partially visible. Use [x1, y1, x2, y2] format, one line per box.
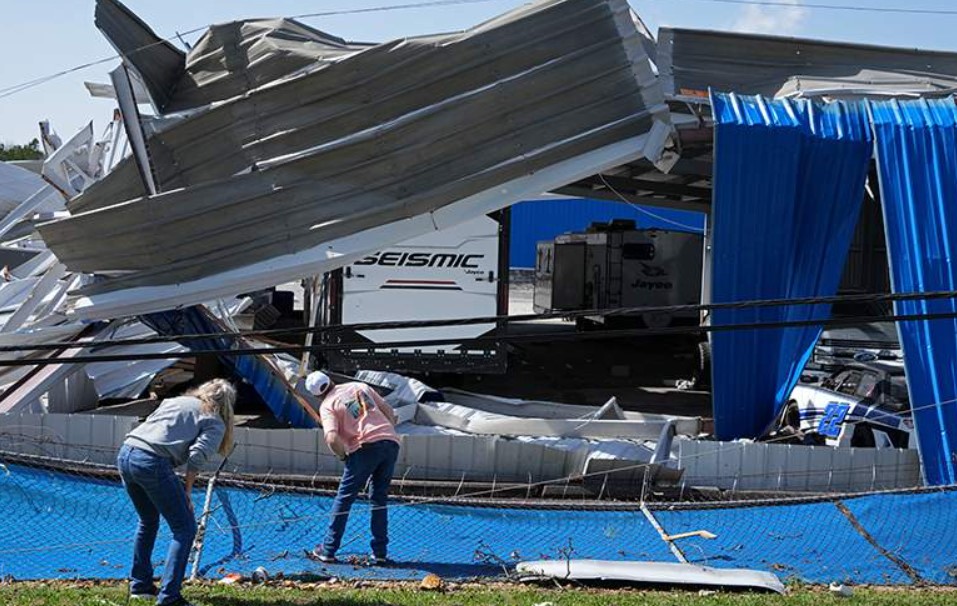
[1, 0, 954, 144]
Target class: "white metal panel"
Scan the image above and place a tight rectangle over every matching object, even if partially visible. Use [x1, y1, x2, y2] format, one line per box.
[443, 388, 701, 435]
[46, 370, 98, 414]
[1, 263, 67, 332]
[516, 560, 785, 594]
[0, 413, 46, 456]
[0, 278, 41, 313]
[11, 250, 57, 280]
[415, 401, 671, 440]
[287, 428, 320, 476]
[62, 414, 94, 462]
[0, 162, 62, 215]
[674, 437, 921, 492]
[41, 122, 95, 197]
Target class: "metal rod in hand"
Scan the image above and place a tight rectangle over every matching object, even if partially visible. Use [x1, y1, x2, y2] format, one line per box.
[189, 450, 232, 581]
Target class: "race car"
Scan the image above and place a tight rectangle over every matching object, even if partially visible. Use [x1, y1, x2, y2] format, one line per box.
[772, 361, 914, 449]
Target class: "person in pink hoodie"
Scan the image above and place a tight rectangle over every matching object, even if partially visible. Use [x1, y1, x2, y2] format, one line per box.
[305, 371, 400, 565]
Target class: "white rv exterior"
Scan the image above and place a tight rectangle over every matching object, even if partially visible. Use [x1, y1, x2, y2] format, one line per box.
[535, 225, 703, 328]
[321, 214, 507, 374]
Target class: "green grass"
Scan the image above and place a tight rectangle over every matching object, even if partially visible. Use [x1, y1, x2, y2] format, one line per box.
[1, 582, 955, 606]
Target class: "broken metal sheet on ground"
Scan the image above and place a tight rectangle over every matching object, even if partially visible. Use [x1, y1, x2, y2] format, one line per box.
[0, 328, 102, 414]
[515, 559, 786, 594]
[415, 400, 675, 440]
[659, 27, 957, 101]
[82, 321, 187, 400]
[443, 387, 702, 435]
[40, 0, 671, 320]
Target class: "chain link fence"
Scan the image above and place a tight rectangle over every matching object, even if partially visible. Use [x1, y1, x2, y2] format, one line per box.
[0, 435, 955, 585]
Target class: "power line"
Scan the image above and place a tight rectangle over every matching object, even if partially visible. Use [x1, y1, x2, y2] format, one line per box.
[0, 287, 946, 355]
[0, 24, 208, 100]
[0, 308, 952, 368]
[292, 0, 509, 20]
[0, 0, 510, 102]
[661, 0, 957, 16]
[598, 173, 705, 233]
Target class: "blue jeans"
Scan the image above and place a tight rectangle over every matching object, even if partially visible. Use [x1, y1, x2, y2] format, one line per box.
[322, 439, 400, 558]
[117, 443, 197, 605]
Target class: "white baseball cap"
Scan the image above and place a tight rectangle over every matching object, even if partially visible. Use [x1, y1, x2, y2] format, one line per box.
[305, 371, 332, 396]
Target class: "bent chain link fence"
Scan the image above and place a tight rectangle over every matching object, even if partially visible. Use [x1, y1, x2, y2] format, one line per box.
[0, 432, 956, 585]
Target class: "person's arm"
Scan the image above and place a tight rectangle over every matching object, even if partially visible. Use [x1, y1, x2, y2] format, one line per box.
[184, 469, 197, 513]
[320, 404, 347, 460]
[187, 419, 225, 475]
[325, 430, 347, 460]
[366, 388, 398, 426]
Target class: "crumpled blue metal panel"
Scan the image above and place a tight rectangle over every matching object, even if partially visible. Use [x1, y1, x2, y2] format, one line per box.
[709, 93, 873, 440]
[141, 306, 319, 429]
[870, 98, 957, 486]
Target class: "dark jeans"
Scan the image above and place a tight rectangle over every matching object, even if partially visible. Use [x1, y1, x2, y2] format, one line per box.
[322, 439, 400, 558]
[117, 443, 197, 605]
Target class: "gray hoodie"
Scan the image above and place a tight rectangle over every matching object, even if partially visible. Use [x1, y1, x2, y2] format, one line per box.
[124, 396, 225, 471]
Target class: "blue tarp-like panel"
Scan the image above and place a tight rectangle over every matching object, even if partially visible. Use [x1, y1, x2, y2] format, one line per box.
[0, 464, 669, 581]
[846, 489, 957, 583]
[654, 500, 910, 584]
[870, 98, 957, 486]
[6, 463, 957, 584]
[709, 93, 873, 440]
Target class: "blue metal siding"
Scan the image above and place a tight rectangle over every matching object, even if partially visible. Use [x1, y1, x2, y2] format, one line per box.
[508, 197, 704, 268]
[709, 93, 873, 441]
[141, 306, 319, 429]
[871, 98, 957, 486]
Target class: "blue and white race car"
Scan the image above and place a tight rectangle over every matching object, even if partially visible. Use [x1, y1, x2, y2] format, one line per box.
[773, 361, 914, 449]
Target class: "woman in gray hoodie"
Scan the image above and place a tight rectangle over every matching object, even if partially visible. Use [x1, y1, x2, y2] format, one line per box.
[116, 378, 236, 606]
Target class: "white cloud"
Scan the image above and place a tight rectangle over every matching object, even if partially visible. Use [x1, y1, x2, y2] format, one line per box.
[730, 0, 808, 36]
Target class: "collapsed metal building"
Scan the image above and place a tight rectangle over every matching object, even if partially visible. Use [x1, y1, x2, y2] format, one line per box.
[4, 0, 957, 587]
[3, 0, 957, 491]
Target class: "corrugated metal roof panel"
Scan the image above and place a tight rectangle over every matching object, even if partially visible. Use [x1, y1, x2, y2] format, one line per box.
[95, 0, 185, 111]
[660, 27, 957, 101]
[709, 93, 873, 440]
[40, 0, 672, 319]
[870, 97, 957, 486]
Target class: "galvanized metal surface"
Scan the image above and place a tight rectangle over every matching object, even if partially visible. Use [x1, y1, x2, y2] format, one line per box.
[659, 27, 957, 101]
[41, 0, 671, 314]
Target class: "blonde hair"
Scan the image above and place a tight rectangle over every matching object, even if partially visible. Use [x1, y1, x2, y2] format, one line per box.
[188, 378, 236, 456]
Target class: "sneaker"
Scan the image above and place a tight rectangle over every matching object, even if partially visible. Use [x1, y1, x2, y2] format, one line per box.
[130, 586, 158, 600]
[373, 556, 394, 567]
[307, 548, 338, 564]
